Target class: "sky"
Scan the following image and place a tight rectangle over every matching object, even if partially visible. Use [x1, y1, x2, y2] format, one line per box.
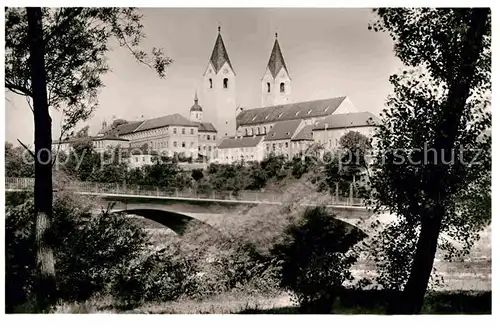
[5, 8, 403, 145]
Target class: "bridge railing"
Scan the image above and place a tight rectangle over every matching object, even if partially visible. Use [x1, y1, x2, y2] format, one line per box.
[5, 177, 366, 207]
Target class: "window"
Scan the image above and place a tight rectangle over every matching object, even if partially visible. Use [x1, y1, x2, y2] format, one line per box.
[251, 128, 254, 135]
[182, 142, 186, 148]
[280, 82, 285, 93]
[264, 127, 267, 134]
[142, 156, 145, 162]
[279, 143, 282, 148]
[223, 78, 228, 89]
[209, 78, 213, 89]
[198, 146, 201, 151]
[190, 128, 194, 135]
[266, 144, 270, 151]
[135, 156, 139, 163]
[267, 82, 271, 93]
[207, 135, 210, 140]
[272, 143, 276, 151]
[257, 127, 260, 135]
[285, 142, 288, 148]
[204, 146, 206, 150]
[329, 139, 332, 148]
[182, 128, 185, 135]
[208, 146, 212, 151]
[191, 141, 194, 147]
[173, 128, 177, 135]
[173, 141, 177, 147]
[212, 135, 216, 140]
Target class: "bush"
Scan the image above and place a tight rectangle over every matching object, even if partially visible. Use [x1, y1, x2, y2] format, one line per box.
[271, 207, 366, 313]
[109, 244, 198, 307]
[5, 192, 149, 312]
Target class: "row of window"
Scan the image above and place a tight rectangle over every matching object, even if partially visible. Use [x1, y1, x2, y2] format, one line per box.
[172, 127, 195, 135]
[150, 141, 197, 149]
[200, 134, 216, 140]
[266, 82, 286, 93]
[266, 142, 289, 151]
[208, 78, 229, 89]
[244, 125, 273, 136]
[198, 145, 213, 152]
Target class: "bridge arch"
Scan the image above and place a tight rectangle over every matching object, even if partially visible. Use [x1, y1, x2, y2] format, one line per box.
[111, 208, 218, 236]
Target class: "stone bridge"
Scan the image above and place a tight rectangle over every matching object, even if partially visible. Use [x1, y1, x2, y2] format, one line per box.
[91, 194, 391, 236]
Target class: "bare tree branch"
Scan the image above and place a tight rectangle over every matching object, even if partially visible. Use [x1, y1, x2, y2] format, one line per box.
[17, 138, 35, 159]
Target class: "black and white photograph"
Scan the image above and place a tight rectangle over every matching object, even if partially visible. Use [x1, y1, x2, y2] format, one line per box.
[2, 4, 493, 318]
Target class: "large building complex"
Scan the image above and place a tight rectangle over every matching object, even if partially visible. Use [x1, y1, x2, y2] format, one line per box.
[56, 26, 380, 167]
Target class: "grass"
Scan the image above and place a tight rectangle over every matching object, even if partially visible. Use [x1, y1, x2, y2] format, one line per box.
[51, 290, 491, 314]
[237, 290, 492, 314]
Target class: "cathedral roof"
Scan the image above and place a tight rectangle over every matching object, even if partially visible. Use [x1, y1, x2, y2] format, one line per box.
[264, 119, 302, 141]
[209, 27, 234, 74]
[312, 111, 380, 130]
[292, 125, 314, 141]
[267, 34, 289, 79]
[237, 96, 347, 126]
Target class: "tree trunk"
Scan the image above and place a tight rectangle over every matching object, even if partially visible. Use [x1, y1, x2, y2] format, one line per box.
[27, 7, 56, 312]
[391, 216, 442, 314]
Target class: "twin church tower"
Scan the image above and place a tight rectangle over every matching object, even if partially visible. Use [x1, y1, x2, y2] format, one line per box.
[194, 27, 292, 139]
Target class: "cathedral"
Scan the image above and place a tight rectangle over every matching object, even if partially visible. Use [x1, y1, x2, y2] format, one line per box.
[88, 26, 379, 165]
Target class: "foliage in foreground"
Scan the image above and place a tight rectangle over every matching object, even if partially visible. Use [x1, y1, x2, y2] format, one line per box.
[6, 192, 199, 312]
[271, 207, 366, 313]
[365, 8, 491, 313]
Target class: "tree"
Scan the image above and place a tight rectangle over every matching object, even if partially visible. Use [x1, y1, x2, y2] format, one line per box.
[271, 207, 365, 313]
[191, 168, 204, 182]
[111, 118, 129, 128]
[5, 7, 172, 311]
[5, 142, 35, 177]
[368, 8, 491, 314]
[64, 139, 101, 182]
[338, 131, 371, 182]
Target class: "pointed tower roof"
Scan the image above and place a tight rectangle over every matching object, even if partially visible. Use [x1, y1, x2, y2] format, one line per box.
[209, 26, 235, 74]
[266, 32, 289, 79]
[190, 89, 202, 112]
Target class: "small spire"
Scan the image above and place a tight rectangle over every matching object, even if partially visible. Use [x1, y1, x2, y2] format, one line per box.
[194, 89, 198, 103]
[275, 32, 278, 39]
[218, 25, 221, 33]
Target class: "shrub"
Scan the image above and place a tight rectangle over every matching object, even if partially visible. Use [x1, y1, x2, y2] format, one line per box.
[271, 206, 366, 313]
[5, 192, 149, 312]
[109, 244, 198, 307]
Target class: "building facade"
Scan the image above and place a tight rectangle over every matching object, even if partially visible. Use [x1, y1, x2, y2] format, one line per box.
[216, 135, 266, 164]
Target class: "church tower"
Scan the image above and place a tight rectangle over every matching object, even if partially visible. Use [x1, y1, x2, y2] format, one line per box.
[190, 90, 203, 123]
[261, 33, 291, 107]
[202, 26, 237, 140]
